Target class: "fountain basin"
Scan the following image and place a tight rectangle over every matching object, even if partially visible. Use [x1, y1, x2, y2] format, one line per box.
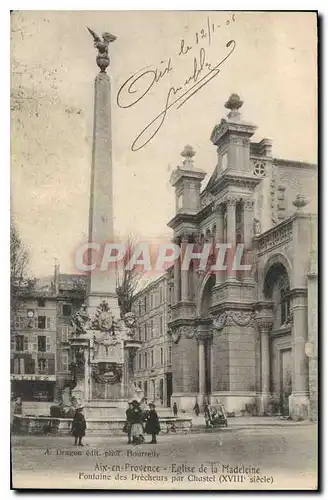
[11, 415, 192, 436]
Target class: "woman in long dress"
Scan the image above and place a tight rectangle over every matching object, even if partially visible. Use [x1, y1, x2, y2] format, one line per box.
[144, 403, 160, 444]
[130, 400, 144, 445]
[71, 406, 87, 446]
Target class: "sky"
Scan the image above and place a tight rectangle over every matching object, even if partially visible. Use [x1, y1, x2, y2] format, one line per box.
[11, 10, 317, 277]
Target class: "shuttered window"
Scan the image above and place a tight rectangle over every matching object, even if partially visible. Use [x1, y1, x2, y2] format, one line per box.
[46, 336, 51, 352]
[47, 358, 55, 375]
[60, 326, 69, 343]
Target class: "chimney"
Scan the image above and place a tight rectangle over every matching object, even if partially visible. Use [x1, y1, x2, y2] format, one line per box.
[54, 258, 60, 295]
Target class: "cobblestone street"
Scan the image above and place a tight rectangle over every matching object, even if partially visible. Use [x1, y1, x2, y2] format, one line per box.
[12, 423, 317, 490]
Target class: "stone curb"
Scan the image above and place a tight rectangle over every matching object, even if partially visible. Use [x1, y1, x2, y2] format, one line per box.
[190, 422, 316, 433]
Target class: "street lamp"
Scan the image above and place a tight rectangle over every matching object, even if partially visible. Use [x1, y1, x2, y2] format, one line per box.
[27, 309, 35, 328]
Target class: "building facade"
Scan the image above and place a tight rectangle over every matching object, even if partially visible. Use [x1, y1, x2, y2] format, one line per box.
[11, 285, 57, 414]
[11, 264, 86, 414]
[167, 94, 318, 420]
[132, 275, 173, 407]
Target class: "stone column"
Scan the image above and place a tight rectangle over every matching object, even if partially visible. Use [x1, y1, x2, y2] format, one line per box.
[243, 199, 254, 281]
[226, 196, 237, 280]
[290, 290, 309, 419]
[198, 340, 206, 398]
[181, 234, 189, 301]
[213, 202, 225, 285]
[173, 237, 181, 304]
[196, 329, 212, 408]
[255, 307, 273, 414]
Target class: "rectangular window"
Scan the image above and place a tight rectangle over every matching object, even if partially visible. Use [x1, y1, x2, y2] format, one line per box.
[151, 349, 154, 367]
[168, 345, 172, 364]
[38, 316, 46, 329]
[48, 358, 55, 375]
[38, 299, 45, 307]
[144, 324, 147, 342]
[13, 357, 20, 374]
[138, 353, 141, 370]
[62, 304, 72, 317]
[138, 327, 141, 341]
[32, 335, 37, 352]
[144, 296, 147, 313]
[160, 347, 163, 366]
[38, 358, 47, 374]
[160, 286, 163, 303]
[138, 301, 142, 315]
[144, 352, 148, 369]
[150, 319, 153, 338]
[61, 326, 69, 343]
[38, 335, 46, 352]
[15, 335, 24, 351]
[25, 357, 35, 374]
[20, 358, 25, 375]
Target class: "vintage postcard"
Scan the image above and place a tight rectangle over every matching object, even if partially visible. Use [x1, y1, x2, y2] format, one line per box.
[10, 10, 318, 490]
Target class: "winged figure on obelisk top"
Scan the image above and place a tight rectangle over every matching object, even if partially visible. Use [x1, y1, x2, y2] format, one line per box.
[87, 27, 117, 72]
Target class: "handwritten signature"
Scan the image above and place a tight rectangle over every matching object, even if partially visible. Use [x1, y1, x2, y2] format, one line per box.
[117, 15, 237, 152]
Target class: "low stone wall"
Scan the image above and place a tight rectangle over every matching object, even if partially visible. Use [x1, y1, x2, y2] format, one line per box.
[11, 415, 192, 436]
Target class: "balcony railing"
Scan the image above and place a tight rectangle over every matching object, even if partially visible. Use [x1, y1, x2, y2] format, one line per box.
[254, 219, 293, 255]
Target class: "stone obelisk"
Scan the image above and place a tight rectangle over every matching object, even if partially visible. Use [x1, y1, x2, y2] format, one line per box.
[86, 28, 120, 319]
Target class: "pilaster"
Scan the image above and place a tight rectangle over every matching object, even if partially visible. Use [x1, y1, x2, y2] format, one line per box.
[255, 302, 274, 415]
[289, 288, 310, 420]
[213, 202, 225, 286]
[226, 196, 237, 281]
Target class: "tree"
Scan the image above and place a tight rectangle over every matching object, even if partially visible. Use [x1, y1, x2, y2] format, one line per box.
[10, 220, 31, 313]
[115, 236, 142, 318]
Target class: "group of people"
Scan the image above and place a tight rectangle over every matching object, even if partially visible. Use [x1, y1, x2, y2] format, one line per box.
[125, 400, 160, 445]
[70, 401, 160, 447]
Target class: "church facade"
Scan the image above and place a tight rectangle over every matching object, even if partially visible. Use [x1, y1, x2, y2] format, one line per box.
[167, 94, 318, 421]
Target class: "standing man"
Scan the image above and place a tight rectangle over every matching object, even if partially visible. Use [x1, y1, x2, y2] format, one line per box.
[204, 403, 210, 428]
[173, 402, 178, 417]
[144, 403, 160, 444]
[125, 401, 133, 444]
